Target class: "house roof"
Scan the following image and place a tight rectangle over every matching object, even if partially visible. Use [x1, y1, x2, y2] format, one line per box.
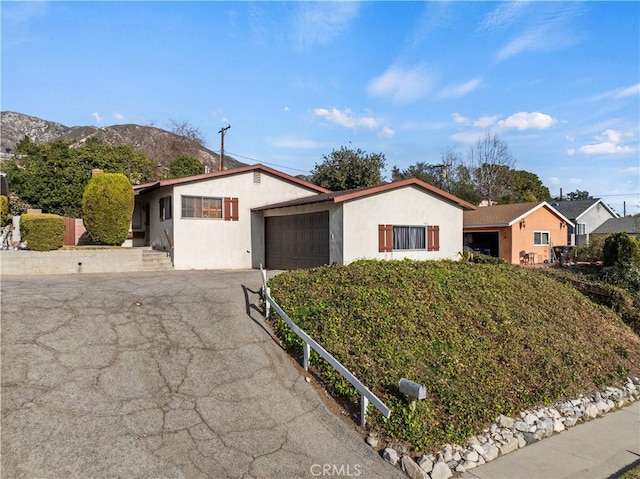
[550, 198, 618, 221]
[463, 201, 573, 228]
[252, 178, 478, 212]
[592, 216, 640, 235]
[133, 164, 331, 195]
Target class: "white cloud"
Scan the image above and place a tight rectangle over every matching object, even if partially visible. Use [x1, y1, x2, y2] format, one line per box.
[578, 129, 635, 155]
[438, 77, 481, 99]
[567, 148, 576, 156]
[616, 83, 640, 98]
[379, 126, 395, 138]
[474, 115, 498, 128]
[283, 106, 290, 112]
[314, 107, 378, 130]
[114, 113, 124, 121]
[617, 166, 640, 176]
[496, 27, 547, 61]
[548, 177, 561, 185]
[451, 113, 469, 125]
[271, 136, 322, 149]
[498, 111, 556, 130]
[588, 83, 640, 102]
[293, 2, 359, 50]
[569, 178, 582, 185]
[481, 1, 529, 31]
[451, 131, 483, 145]
[367, 65, 434, 104]
[92, 112, 101, 124]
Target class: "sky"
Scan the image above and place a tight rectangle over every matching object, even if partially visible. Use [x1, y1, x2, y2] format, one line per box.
[1, 1, 639, 216]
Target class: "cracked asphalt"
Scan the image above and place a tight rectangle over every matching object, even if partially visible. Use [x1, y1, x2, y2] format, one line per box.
[1, 270, 404, 479]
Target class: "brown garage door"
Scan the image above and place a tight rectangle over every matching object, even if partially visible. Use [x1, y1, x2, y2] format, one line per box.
[265, 211, 330, 270]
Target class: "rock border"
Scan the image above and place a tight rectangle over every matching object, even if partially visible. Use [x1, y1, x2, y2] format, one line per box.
[370, 377, 640, 479]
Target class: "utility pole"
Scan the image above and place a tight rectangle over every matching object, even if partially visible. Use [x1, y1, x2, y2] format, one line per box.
[218, 125, 231, 171]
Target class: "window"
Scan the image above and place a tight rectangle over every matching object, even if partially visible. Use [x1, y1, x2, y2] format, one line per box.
[181, 196, 238, 220]
[181, 196, 222, 219]
[576, 223, 586, 235]
[159, 196, 172, 221]
[379, 224, 439, 252]
[393, 226, 426, 250]
[534, 231, 550, 246]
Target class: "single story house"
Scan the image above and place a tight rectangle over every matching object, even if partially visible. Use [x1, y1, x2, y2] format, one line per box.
[253, 179, 477, 269]
[131, 164, 476, 270]
[463, 201, 573, 265]
[591, 216, 640, 239]
[549, 199, 618, 246]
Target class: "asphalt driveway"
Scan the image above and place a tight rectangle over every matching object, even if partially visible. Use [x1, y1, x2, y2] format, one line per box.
[1, 270, 403, 479]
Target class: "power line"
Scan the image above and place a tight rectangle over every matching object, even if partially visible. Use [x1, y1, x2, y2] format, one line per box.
[221, 150, 312, 174]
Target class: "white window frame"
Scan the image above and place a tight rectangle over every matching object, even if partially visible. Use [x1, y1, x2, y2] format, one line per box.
[392, 225, 426, 251]
[533, 231, 550, 246]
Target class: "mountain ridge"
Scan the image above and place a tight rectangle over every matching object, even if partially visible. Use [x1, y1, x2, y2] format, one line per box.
[0, 111, 244, 171]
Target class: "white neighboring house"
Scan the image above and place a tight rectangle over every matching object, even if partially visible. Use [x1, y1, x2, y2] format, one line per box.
[132, 164, 329, 270]
[550, 199, 618, 246]
[132, 165, 476, 270]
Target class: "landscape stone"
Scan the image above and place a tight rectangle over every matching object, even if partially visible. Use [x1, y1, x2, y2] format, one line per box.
[416, 455, 433, 473]
[401, 456, 429, 479]
[482, 443, 499, 461]
[430, 461, 453, 479]
[365, 434, 379, 448]
[514, 420, 528, 432]
[553, 418, 566, 433]
[563, 416, 579, 428]
[383, 448, 399, 466]
[499, 437, 519, 455]
[463, 450, 479, 462]
[497, 414, 515, 429]
[584, 403, 599, 419]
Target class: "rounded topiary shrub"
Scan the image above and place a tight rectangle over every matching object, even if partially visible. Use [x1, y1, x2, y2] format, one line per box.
[603, 232, 640, 267]
[20, 213, 65, 251]
[0, 195, 9, 225]
[82, 173, 134, 245]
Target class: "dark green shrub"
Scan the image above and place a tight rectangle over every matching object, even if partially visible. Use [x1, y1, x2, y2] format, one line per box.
[82, 173, 134, 245]
[603, 232, 640, 267]
[576, 234, 608, 263]
[0, 195, 8, 225]
[20, 213, 65, 251]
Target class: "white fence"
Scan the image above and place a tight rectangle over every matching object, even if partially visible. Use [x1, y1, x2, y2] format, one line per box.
[259, 265, 391, 427]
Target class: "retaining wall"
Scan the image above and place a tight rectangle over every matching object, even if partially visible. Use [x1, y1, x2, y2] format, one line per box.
[0, 249, 145, 275]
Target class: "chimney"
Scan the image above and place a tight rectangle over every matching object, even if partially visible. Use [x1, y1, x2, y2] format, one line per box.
[559, 187, 563, 201]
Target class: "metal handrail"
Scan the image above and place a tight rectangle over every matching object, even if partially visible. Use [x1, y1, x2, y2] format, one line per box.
[259, 265, 391, 427]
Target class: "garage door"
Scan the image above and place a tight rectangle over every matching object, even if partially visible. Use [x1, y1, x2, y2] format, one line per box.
[265, 211, 330, 270]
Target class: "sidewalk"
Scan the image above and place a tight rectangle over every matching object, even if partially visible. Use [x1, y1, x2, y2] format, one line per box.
[460, 401, 640, 479]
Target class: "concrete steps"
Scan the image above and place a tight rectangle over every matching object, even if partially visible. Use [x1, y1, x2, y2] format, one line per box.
[141, 249, 173, 271]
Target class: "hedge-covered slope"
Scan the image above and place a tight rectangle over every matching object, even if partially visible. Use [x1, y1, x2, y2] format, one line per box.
[268, 260, 640, 451]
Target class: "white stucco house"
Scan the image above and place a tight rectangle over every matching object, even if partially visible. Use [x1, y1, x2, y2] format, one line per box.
[550, 199, 618, 246]
[131, 164, 476, 270]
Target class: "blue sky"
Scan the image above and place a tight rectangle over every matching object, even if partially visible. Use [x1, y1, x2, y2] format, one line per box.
[2, 1, 639, 215]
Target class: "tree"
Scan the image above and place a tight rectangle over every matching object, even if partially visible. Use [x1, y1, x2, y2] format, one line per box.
[500, 170, 551, 204]
[469, 130, 515, 204]
[169, 155, 205, 178]
[82, 173, 134, 245]
[391, 148, 482, 205]
[169, 119, 205, 147]
[566, 190, 591, 201]
[4, 138, 155, 217]
[310, 146, 386, 191]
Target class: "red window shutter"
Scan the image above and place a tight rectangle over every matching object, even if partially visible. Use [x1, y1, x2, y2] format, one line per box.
[224, 197, 231, 221]
[433, 225, 440, 251]
[378, 224, 392, 252]
[224, 197, 239, 221]
[231, 197, 239, 221]
[427, 226, 440, 251]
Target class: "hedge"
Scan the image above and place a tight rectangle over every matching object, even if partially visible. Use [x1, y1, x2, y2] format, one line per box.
[0, 195, 8, 225]
[20, 213, 65, 251]
[82, 173, 134, 245]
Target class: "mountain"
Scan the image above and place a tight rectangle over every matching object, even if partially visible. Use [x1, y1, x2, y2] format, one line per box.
[0, 111, 244, 171]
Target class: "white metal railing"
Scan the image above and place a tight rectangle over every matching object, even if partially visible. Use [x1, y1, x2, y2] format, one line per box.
[259, 265, 391, 427]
